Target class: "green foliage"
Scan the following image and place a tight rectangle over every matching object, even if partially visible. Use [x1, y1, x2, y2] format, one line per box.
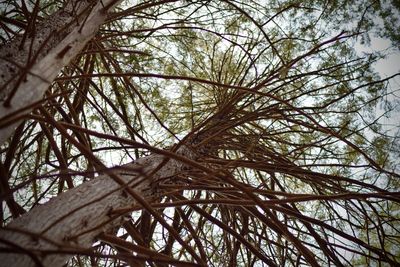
[0, 0, 399, 266]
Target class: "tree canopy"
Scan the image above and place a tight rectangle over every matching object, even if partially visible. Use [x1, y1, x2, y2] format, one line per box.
[0, 0, 399, 266]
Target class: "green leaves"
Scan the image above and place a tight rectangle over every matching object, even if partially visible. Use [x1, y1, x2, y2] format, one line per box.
[1, 0, 400, 266]
[370, 136, 390, 167]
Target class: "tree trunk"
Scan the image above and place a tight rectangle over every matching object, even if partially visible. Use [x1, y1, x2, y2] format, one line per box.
[0, 1, 198, 266]
[0, 0, 122, 145]
[0, 146, 193, 267]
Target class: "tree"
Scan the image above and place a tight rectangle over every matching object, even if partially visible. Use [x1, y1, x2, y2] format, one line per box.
[0, 0, 399, 266]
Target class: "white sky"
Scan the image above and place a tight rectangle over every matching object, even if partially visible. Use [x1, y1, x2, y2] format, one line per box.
[354, 37, 400, 137]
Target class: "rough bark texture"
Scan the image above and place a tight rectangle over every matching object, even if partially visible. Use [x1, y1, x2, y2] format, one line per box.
[0, 0, 91, 99]
[0, 146, 194, 267]
[0, 0, 121, 145]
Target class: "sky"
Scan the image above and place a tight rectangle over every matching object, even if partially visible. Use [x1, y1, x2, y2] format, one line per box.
[366, 37, 400, 135]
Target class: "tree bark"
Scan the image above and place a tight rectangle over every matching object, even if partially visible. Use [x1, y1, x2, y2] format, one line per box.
[0, 146, 194, 267]
[0, 0, 122, 145]
[0, 1, 199, 266]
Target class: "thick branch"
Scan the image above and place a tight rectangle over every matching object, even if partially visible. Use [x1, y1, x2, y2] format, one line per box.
[0, 0, 122, 145]
[0, 146, 193, 267]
